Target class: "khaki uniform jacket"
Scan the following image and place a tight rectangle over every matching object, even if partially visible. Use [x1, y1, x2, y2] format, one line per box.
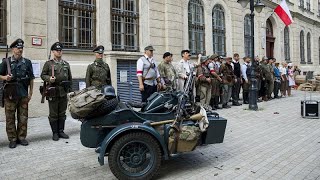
[41, 59, 72, 97]
[85, 59, 111, 88]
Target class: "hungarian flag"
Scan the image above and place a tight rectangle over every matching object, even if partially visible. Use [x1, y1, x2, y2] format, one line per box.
[274, 0, 293, 26]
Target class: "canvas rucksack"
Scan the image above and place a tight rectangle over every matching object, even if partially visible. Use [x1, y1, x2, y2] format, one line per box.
[68, 86, 105, 118]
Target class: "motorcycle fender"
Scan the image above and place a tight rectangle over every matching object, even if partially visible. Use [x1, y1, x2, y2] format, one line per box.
[98, 123, 169, 166]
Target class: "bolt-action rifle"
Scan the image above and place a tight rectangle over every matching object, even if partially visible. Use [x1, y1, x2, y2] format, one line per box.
[1, 45, 9, 107]
[40, 54, 51, 103]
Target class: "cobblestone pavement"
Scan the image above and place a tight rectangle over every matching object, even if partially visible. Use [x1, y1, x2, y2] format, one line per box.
[0, 90, 320, 180]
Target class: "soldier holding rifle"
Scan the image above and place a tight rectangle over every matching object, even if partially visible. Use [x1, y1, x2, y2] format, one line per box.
[41, 42, 72, 141]
[0, 38, 35, 148]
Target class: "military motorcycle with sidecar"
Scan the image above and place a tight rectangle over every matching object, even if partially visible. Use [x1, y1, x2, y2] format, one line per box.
[74, 68, 227, 180]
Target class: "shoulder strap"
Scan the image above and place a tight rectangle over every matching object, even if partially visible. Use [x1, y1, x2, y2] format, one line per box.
[142, 56, 152, 80]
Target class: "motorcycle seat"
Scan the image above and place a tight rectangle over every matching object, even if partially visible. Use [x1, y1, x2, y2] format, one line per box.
[126, 101, 146, 108]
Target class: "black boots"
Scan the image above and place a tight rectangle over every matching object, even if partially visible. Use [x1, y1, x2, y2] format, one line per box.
[243, 92, 249, 104]
[50, 121, 59, 141]
[214, 96, 222, 109]
[58, 119, 69, 139]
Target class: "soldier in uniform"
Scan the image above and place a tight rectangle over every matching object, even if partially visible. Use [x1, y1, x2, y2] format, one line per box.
[137, 45, 162, 102]
[260, 57, 270, 101]
[85, 45, 111, 88]
[41, 42, 72, 141]
[158, 52, 178, 91]
[0, 38, 35, 148]
[208, 54, 222, 109]
[254, 56, 263, 102]
[219, 57, 235, 108]
[231, 53, 242, 106]
[196, 56, 212, 105]
[241, 56, 251, 104]
[267, 58, 275, 99]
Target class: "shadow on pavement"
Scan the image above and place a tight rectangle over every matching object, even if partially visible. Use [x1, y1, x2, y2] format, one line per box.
[0, 128, 80, 148]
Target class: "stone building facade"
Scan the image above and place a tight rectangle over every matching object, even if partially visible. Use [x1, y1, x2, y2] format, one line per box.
[1, 0, 320, 100]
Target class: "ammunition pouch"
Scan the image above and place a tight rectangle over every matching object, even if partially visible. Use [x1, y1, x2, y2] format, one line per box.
[45, 87, 57, 98]
[3, 83, 18, 100]
[163, 77, 172, 85]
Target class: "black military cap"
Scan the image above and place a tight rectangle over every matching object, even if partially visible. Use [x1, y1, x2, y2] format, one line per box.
[10, 38, 24, 48]
[93, 45, 104, 54]
[144, 45, 155, 51]
[163, 52, 172, 59]
[51, 42, 63, 51]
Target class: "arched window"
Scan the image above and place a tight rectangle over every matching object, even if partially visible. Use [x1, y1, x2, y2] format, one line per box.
[300, 31, 305, 63]
[307, 32, 311, 63]
[111, 0, 139, 51]
[212, 4, 226, 56]
[188, 0, 205, 55]
[244, 14, 252, 57]
[284, 26, 290, 62]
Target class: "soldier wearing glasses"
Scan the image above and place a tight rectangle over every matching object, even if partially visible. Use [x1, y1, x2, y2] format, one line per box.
[137, 45, 162, 102]
[0, 38, 35, 148]
[41, 42, 72, 141]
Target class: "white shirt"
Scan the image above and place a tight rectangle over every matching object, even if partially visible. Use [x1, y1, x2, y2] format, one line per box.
[241, 62, 249, 81]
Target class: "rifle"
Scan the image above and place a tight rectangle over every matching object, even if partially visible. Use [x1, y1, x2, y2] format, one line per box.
[40, 54, 51, 103]
[1, 45, 9, 107]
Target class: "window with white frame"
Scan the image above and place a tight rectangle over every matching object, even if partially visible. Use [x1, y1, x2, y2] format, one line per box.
[300, 31, 305, 63]
[244, 14, 252, 57]
[188, 0, 205, 55]
[111, 0, 139, 51]
[306, 0, 311, 11]
[212, 4, 226, 56]
[59, 0, 96, 49]
[284, 26, 290, 62]
[307, 32, 311, 63]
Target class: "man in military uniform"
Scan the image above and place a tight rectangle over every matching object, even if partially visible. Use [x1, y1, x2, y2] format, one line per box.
[41, 42, 72, 141]
[259, 57, 270, 101]
[208, 54, 222, 109]
[254, 56, 263, 102]
[267, 58, 275, 99]
[219, 57, 235, 108]
[158, 52, 178, 91]
[0, 38, 35, 148]
[196, 56, 211, 105]
[231, 53, 242, 106]
[85, 45, 111, 88]
[137, 45, 162, 102]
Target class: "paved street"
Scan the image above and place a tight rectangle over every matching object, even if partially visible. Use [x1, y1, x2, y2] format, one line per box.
[0, 90, 320, 180]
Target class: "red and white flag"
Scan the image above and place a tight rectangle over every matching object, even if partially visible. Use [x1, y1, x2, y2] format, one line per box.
[274, 0, 293, 26]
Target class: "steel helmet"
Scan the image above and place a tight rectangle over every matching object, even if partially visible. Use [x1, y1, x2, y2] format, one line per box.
[101, 85, 116, 97]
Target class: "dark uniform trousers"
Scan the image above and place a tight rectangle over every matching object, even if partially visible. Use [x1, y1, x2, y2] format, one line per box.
[5, 97, 29, 141]
[232, 77, 241, 102]
[48, 96, 68, 122]
[141, 83, 157, 102]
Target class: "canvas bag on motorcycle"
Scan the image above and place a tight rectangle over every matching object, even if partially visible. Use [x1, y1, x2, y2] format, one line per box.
[68, 86, 105, 118]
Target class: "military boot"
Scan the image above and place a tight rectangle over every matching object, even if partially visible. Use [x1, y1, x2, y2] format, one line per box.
[209, 98, 216, 110]
[50, 121, 59, 141]
[243, 92, 249, 104]
[58, 119, 69, 139]
[214, 96, 222, 109]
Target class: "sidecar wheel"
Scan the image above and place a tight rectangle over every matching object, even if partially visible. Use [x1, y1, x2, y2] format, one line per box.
[108, 132, 162, 180]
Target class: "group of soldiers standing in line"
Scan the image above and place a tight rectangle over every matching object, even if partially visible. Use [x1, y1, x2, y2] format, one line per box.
[140, 46, 297, 110]
[0, 38, 112, 148]
[0, 40, 297, 149]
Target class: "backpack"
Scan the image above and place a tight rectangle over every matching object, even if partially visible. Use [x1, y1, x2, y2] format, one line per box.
[68, 86, 105, 118]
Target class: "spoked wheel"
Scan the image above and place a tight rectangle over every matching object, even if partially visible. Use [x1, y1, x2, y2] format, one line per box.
[108, 132, 161, 180]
